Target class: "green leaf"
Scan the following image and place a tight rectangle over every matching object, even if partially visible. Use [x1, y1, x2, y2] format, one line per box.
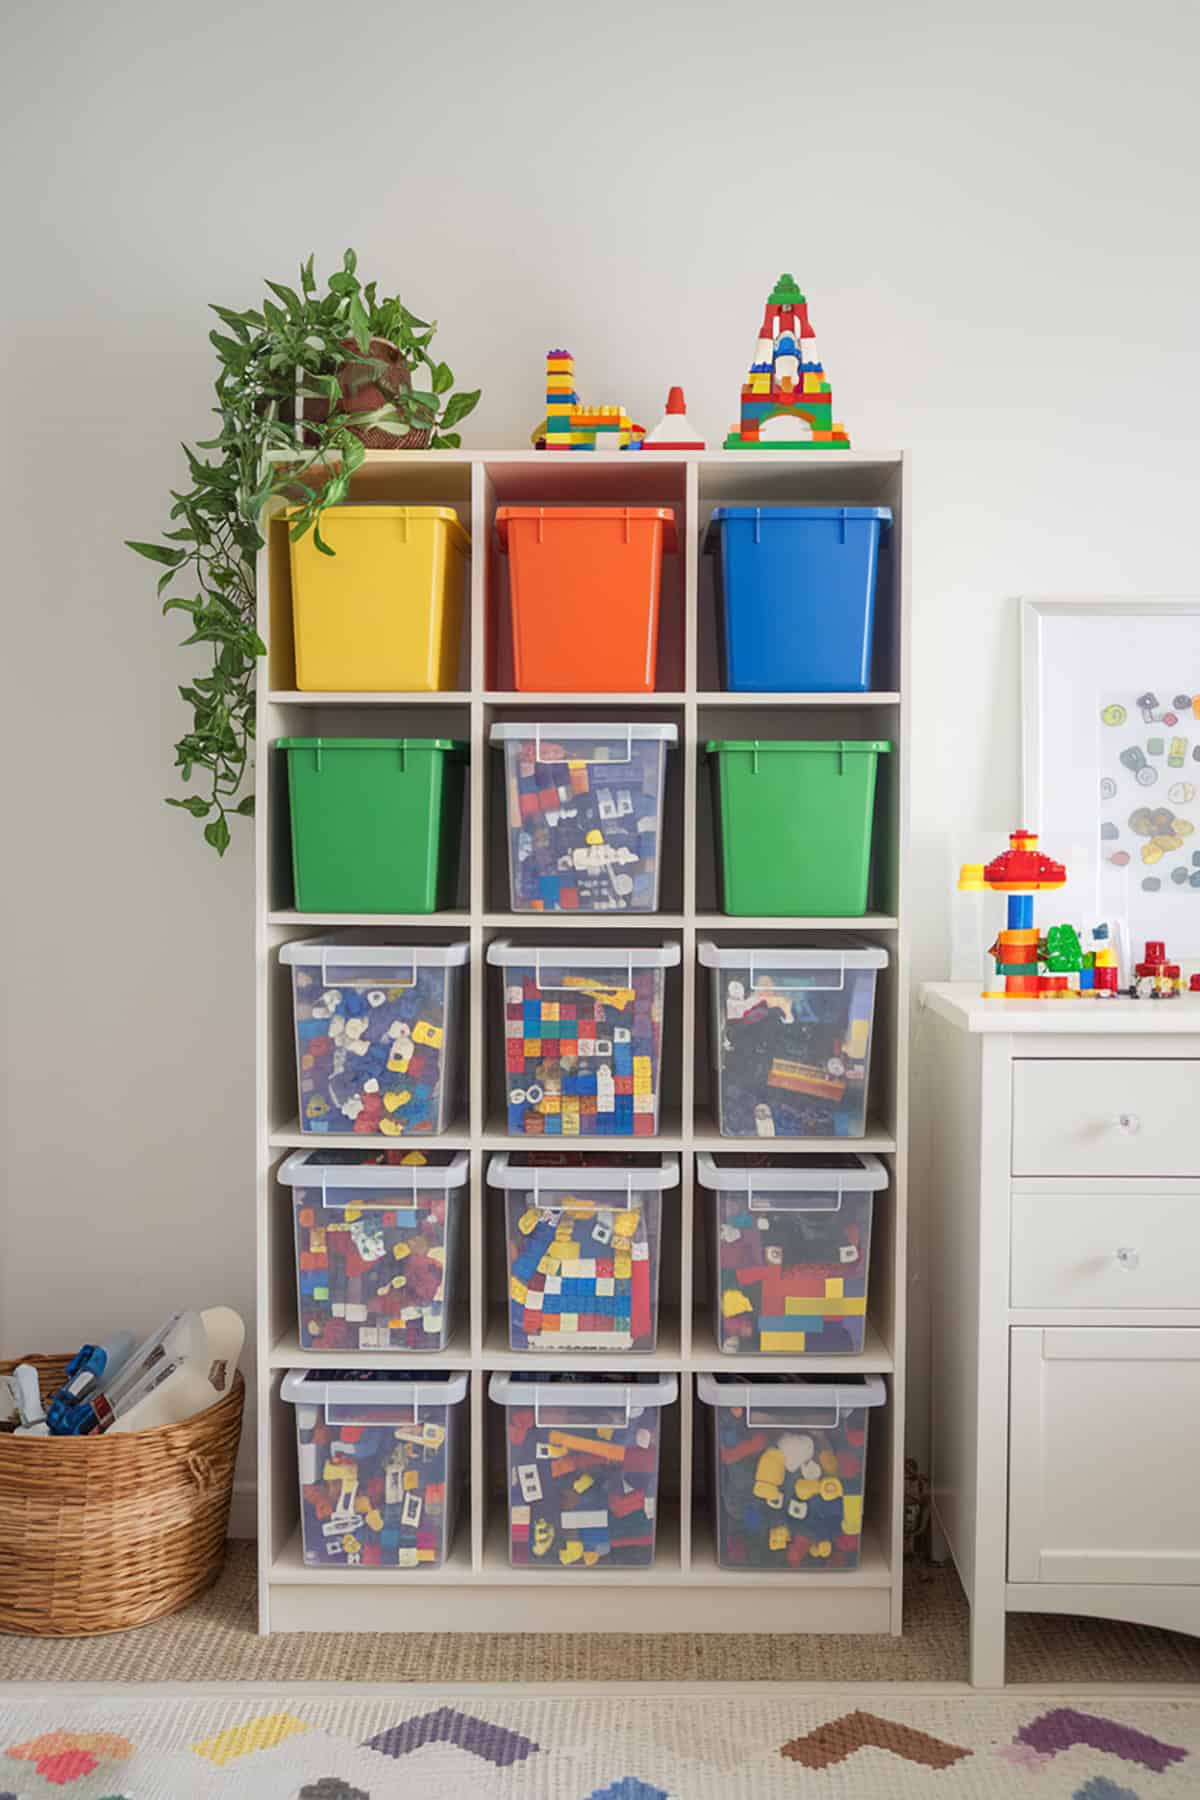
[431, 360, 454, 394]
[204, 815, 231, 855]
[262, 299, 287, 331]
[431, 432, 461, 449]
[235, 793, 256, 816]
[328, 271, 357, 297]
[300, 254, 316, 295]
[343, 247, 357, 275]
[440, 388, 480, 429]
[166, 794, 213, 817]
[128, 539, 187, 567]
[265, 280, 302, 316]
[209, 305, 251, 341]
[348, 293, 371, 350]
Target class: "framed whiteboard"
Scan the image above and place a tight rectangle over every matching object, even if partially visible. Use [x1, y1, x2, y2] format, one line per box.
[1022, 597, 1200, 962]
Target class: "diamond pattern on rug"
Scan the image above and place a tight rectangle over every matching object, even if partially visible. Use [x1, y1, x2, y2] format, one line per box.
[363, 1708, 538, 1767]
[192, 1713, 311, 1766]
[584, 1781, 669, 1800]
[780, 1709, 971, 1771]
[1017, 1710, 1188, 1773]
[5, 1730, 133, 1786]
[1073, 1780, 1142, 1800]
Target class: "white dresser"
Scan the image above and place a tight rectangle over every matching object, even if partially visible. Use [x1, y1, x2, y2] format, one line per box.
[922, 983, 1200, 1686]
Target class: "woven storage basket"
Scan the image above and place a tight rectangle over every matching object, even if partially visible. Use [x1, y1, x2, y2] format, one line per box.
[0, 1354, 244, 1636]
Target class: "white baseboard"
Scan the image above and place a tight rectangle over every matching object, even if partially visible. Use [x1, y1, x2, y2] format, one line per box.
[227, 1478, 257, 1540]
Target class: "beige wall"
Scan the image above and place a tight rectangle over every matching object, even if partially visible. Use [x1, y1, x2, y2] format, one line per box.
[4, 0, 1198, 1488]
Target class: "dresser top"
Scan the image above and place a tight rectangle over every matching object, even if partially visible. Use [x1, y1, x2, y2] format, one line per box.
[921, 981, 1200, 1035]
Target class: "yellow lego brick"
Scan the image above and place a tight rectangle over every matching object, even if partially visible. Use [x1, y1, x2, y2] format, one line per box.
[510, 1277, 528, 1304]
[768, 1525, 790, 1551]
[845, 1019, 870, 1058]
[413, 1020, 443, 1049]
[542, 1002, 560, 1022]
[614, 1255, 632, 1280]
[416, 1547, 435, 1562]
[573, 1472, 594, 1492]
[562, 1113, 580, 1135]
[404, 1469, 419, 1491]
[824, 1277, 844, 1299]
[542, 1094, 561, 1114]
[802, 372, 823, 393]
[518, 1207, 540, 1236]
[842, 1494, 863, 1535]
[633, 1057, 651, 1077]
[723, 1289, 753, 1318]
[537, 1254, 555, 1275]
[761, 1331, 807, 1352]
[524, 1039, 541, 1057]
[794, 1478, 819, 1500]
[562, 1097, 580, 1113]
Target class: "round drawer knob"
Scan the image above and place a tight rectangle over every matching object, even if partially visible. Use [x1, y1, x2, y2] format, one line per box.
[1115, 1246, 1140, 1271]
[1116, 1111, 1141, 1135]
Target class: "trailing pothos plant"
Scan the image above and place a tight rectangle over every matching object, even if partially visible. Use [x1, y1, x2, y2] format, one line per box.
[128, 250, 480, 855]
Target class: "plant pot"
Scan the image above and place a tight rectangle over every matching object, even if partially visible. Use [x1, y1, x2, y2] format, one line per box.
[303, 336, 432, 450]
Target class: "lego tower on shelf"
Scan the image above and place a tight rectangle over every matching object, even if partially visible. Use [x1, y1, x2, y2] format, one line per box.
[958, 829, 1068, 999]
[724, 274, 850, 450]
[535, 350, 644, 451]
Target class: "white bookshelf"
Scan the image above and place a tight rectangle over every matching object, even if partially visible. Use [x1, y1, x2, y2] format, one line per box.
[254, 447, 910, 1633]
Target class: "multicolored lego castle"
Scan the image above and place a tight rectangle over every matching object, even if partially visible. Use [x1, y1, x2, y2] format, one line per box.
[724, 274, 850, 450]
[533, 350, 645, 451]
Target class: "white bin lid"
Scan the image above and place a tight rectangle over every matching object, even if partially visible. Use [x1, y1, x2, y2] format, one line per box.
[488, 1152, 679, 1192]
[696, 1373, 886, 1411]
[281, 934, 469, 968]
[489, 1372, 677, 1409]
[279, 1149, 470, 1191]
[490, 722, 677, 746]
[698, 939, 887, 970]
[281, 1369, 469, 1407]
[696, 1152, 887, 1194]
[487, 937, 681, 969]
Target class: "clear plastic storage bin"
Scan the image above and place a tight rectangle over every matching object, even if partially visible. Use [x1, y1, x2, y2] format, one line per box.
[488, 939, 679, 1137]
[697, 1153, 885, 1355]
[488, 1153, 678, 1352]
[281, 936, 469, 1136]
[698, 941, 886, 1138]
[282, 1368, 468, 1569]
[279, 1148, 469, 1353]
[698, 1373, 885, 1571]
[490, 1372, 677, 1569]
[491, 722, 676, 913]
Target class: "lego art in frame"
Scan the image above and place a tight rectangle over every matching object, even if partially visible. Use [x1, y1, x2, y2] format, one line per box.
[1022, 597, 1200, 961]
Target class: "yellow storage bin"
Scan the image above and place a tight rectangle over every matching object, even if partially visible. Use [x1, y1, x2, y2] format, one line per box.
[289, 505, 469, 691]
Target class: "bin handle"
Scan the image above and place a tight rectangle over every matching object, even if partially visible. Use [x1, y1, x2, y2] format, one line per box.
[533, 725, 634, 767]
[531, 1169, 635, 1208]
[732, 953, 847, 996]
[319, 1167, 426, 1209]
[748, 1190, 844, 1216]
[534, 949, 635, 994]
[320, 950, 417, 991]
[745, 1397, 843, 1430]
[325, 1397, 428, 1426]
[534, 1388, 634, 1429]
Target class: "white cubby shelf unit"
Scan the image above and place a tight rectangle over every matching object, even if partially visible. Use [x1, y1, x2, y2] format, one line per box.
[255, 447, 910, 1634]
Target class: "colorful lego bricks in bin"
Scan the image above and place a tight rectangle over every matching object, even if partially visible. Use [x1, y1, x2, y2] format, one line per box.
[698, 1153, 885, 1356]
[488, 941, 679, 1137]
[282, 939, 468, 1135]
[282, 1369, 467, 1570]
[532, 351, 645, 451]
[491, 723, 675, 913]
[698, 1374, 885, 1571]
[723, 274, 850, 450]
[491, 1373, 676, 1568]
[492, 1153, 672, 1352]
[280, 1149, 468, 1353]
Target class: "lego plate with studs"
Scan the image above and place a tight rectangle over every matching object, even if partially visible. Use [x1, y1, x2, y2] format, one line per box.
[491, 1373, 676, 1569]
[698, 1374, 886, 1572]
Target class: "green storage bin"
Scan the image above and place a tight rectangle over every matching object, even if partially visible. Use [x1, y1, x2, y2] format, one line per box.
[279, 738, 468, 913]
[706, 739, 891, 916]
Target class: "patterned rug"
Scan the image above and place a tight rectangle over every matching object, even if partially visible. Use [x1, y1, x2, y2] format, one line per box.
[0, 1695, 1198, 1798]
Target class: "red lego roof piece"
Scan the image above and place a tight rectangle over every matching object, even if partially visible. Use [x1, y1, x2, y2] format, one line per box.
[982, 846, 1067, 888]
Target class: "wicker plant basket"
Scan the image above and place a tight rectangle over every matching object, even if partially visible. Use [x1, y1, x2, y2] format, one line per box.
[0, 1354, 244, 1636]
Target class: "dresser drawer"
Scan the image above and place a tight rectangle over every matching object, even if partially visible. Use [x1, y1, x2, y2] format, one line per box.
[1011, 1186, 1200, 1308]
[1011, 1059, 1200, 1177]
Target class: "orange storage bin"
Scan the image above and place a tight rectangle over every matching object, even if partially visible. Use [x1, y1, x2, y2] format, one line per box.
[496, 506, 677, 692]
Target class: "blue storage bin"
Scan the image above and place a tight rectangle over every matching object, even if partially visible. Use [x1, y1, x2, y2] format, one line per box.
[706, 506, 891, 693]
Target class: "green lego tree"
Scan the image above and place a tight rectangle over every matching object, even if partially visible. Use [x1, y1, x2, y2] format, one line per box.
[1041, 923, 1083, 973]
